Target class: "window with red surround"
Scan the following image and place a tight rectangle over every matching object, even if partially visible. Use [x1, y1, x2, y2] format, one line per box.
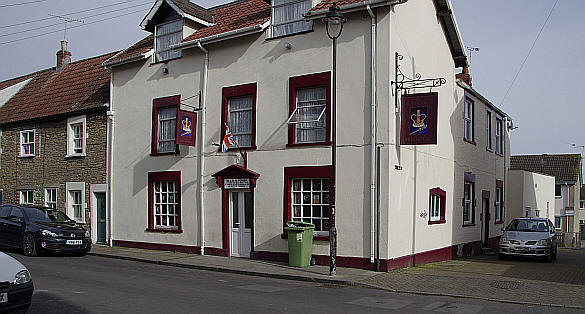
[429, 187, 446, 224]
[221, 83, 257, 150]
[284, 165, 332, 238]
[147, 171, 182, 232]
[152, 95, 180, 155]
[287, 72, 331, 147]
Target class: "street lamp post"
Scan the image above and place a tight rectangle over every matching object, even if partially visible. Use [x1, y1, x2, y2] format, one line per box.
[323, 3, 345, 277]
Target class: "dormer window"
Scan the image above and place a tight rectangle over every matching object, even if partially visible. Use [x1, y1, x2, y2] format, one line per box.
[155, 19, 183, 62]
[271, 0, 313, 37]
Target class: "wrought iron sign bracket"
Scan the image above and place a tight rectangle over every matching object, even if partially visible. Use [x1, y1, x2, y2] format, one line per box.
[391, 52, 446, 108]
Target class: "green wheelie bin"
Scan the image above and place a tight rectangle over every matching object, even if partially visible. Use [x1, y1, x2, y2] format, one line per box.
[284, 221, 315, 267]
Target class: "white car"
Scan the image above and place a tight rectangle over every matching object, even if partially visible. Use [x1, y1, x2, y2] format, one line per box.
[0, 251, 34, 313]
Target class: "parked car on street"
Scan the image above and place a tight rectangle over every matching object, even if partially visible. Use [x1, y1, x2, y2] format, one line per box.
[0, 205, 91, 256]
[499, 217, 557, 262]
[0, 251, 34, 313]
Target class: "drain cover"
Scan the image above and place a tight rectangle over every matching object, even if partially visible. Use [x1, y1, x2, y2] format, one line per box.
[489, 281, 521, 289]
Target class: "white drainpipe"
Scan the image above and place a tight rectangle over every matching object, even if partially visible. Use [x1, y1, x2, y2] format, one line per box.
[197, 41, 209, 255]
[106, 72, 115, 247]
[367, 4, 377, 264]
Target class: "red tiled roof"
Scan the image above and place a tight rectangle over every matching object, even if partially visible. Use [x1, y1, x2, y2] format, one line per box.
[106, 0, 269, 67]
[0, 52, 117, 125]
[308, 0, 364, 14]
[104, 35, 153, 66]
[172, 0, 213, 23]
[183, 0, 269, 41]
[510, 154, 582, 183]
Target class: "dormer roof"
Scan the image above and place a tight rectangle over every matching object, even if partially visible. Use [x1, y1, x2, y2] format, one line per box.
[141, 0, 214, 32]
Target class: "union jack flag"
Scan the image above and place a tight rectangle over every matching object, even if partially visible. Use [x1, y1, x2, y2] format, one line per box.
[221, 123, 237, 152]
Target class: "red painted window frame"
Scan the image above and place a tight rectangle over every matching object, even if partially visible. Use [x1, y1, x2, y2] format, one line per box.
[147, 171, 182, 233]
[428, 187, 446, 225]
[221, 83, 257, 150]
[151, 95, 180, 155]
[283, 165, 332, 240]
[287, 72, 331, 147]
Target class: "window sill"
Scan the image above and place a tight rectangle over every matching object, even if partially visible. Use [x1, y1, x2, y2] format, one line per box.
[281, 233, 329, 241]
[150, 151, 178, 157]
[463, 138, 476, 145]
[222, 145, 257, 152]
[486, 147, 493, 153]
[287, 141, 332, 148]
[494, 220, 504, 225]
[428, 220, 446, 225]
[18, 155, 35, 158]
[495, 152, 504, 157]
[150, 55, 182, 65]
[462, 223, 475, 227]
[265, 29, 314, 41]
[145, 228, 183, 233]
[66, 153, 86, 158]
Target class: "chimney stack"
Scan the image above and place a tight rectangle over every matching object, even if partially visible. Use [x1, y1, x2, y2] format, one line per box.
[456, 66, 472, 86]
[56, 40, 71, 71]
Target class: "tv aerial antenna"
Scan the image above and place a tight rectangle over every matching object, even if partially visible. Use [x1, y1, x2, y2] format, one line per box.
[48, 14, 84, 41]
[466, 46, 480, 66]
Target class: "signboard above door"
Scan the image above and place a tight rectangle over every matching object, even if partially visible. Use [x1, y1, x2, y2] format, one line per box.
[224, 178, 250, 189]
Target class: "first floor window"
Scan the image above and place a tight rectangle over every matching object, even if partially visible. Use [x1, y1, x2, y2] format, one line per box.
[45, 188, 57, 208]
[486, 110, 492, 150]
[152, 95, 179, 154]
[554, 216, 561, 229]
[222, 83, 257, 149]
[148, 171, 181, 231]
[555, 185, 562, 197]
[495, 117, 503, 154]
[285, 166, 331, 236]
[288, 72, 331, 146]
[463, 181, 474, 225]
[270, 0, 312, 37]
[464, 98, 474, 142]
[20, 130, 35, 156]
[429, 188, 446, 224]
[20, 190, 34, 205]
[67, 116, 86, 156]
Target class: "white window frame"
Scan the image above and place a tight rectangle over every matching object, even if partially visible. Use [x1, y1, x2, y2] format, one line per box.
[495, 187, 503, 222]
[535, 209, 540, 217]
[289, 86, 327, 144]
[270, 0, 313, 38]
[154, 19, 183, 63]
[485, 109, 492, 151]
[495, 117, 503, 155]
[66, 182, 85, 223]
[290, 178, 330, 236]
[525, 206, 531, 218]
[153, 180, 179, 230]
[228, 95, 254, 148]
[19, 129, 35, 157]
[19, 190, 34, 205]
[580, 201, 584, 210]
[67, 115, 87, 157]
[464, 98, 474, 142]
[463, 182, 474, 225]
[430, 194, 441, 222]
[45, 188, 58, 209]
[555, 185, 562, 198]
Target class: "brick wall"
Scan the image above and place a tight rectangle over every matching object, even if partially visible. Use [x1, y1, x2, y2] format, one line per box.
[0, 110, 107, 231]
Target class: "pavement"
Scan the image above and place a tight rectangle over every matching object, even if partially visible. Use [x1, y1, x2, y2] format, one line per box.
[88, 245, 585, 310]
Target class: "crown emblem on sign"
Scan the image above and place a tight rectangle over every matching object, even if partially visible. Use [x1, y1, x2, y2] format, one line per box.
[410, 110, 426, 128]
[182, 117, 191, 132]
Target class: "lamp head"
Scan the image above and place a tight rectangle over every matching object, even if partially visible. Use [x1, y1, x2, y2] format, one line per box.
[324, 2, 345, 39]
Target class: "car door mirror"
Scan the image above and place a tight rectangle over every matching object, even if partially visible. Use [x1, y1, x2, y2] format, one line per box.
[10, 216, 23, 224]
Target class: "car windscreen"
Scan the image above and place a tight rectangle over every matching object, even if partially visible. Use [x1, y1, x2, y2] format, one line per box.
[22, 207, 52, 223]
[43, 210, 74, 223]
[506, 219, 549, 232]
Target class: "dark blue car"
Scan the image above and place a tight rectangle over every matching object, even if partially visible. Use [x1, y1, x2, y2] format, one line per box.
[0, 205, 91, 256]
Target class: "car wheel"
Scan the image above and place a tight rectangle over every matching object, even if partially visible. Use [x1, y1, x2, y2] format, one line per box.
[22, 234, 37, 257]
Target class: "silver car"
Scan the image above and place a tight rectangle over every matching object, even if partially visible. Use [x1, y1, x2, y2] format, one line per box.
[0, 251, 34, 312]
[499, 218, 557, 262]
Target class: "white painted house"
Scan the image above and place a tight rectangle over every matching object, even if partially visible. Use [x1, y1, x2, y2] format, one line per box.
[103, 0, 511, 270]
[508, 170, 555, 223]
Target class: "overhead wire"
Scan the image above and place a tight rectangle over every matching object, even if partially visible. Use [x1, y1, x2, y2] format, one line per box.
[0, 9, 147, 45]
[0, 0, 46, 8]
[499, 0, 559, 107]
[0, 2, 152, 38]
[0, 0, 150, 29]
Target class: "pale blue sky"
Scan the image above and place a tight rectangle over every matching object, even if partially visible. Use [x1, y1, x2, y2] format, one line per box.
[0, 0, 583, 156]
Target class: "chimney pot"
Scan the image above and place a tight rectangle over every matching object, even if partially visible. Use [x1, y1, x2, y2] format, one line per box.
[456, 66, 472, 86]
[56, 40, 71, 72]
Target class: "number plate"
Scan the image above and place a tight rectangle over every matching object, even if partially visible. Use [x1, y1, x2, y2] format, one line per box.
[0, 292, 7, 303]
[66, 240, 83, 245]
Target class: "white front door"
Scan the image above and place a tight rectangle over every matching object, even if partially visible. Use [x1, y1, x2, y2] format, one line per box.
[230, 190, 251, 257]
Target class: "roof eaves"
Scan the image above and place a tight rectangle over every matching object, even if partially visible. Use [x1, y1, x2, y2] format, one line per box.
[457, 79, 511, 120]
[103, 49, 154, 68]
[304, 0, 407, 20]
[174, 24, 264, 48]
[433, 0, 467, 68]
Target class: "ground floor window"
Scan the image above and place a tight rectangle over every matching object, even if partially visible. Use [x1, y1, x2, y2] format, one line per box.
[66, 182, 85, 223]
[45, 188, 57, 208]
[429, 187, 446, 224]
[284, 166, 331, 237]
[20, 190, 34, 205]
[555, 216, 561, 229]
[148, 171, 181, 232]
[495, 184, 503, 223]
[463, 181, 474, 225]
